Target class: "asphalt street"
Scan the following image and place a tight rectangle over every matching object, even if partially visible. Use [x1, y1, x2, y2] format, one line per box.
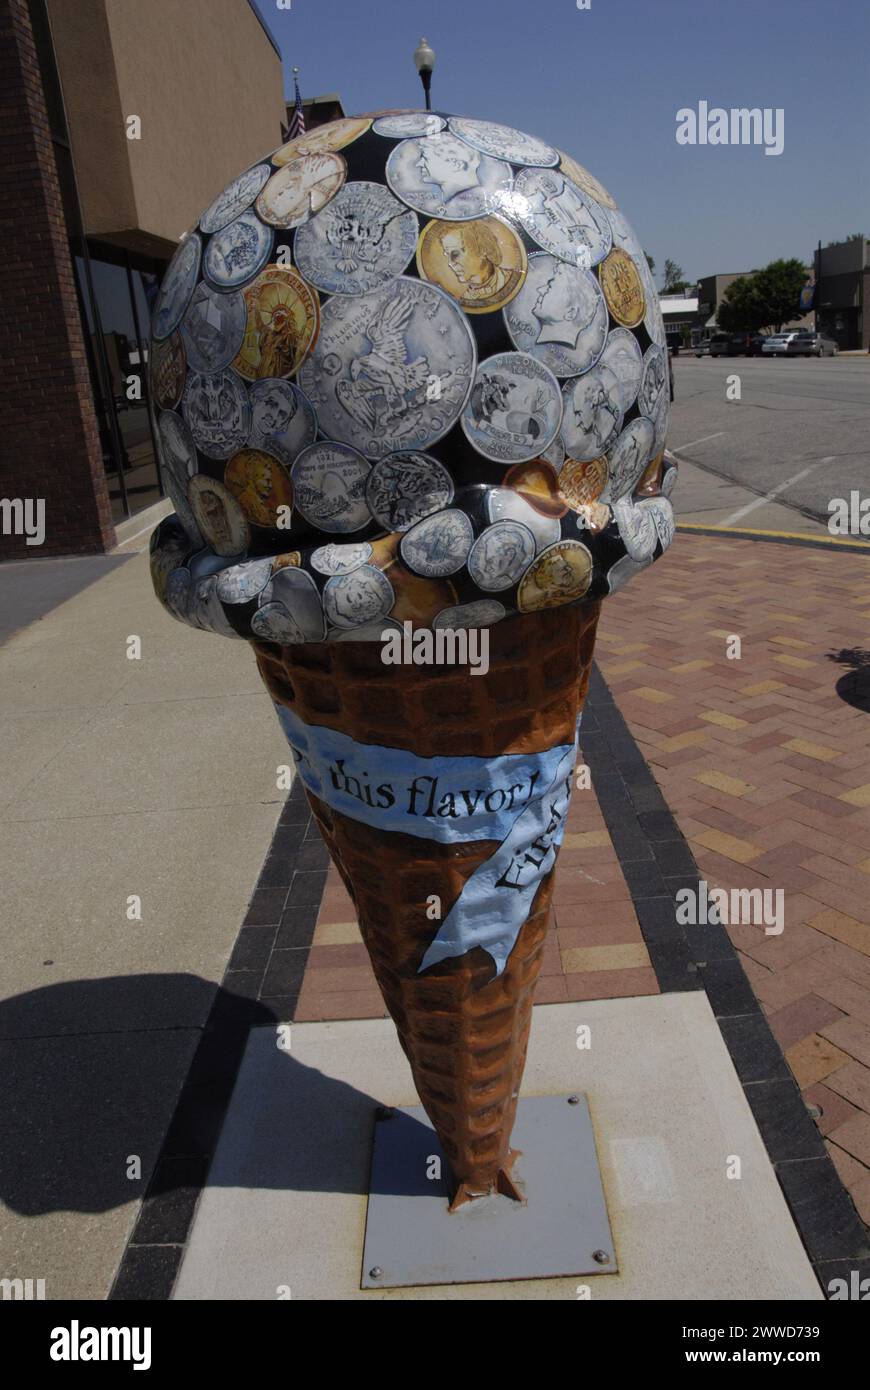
[667, 356, 870, 529]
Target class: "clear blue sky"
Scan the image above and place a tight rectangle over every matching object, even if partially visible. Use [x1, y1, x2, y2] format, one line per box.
[254, 0, 869, 285]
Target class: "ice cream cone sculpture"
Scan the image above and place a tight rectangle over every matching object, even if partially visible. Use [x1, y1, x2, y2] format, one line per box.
[149, 109, 678, 1207]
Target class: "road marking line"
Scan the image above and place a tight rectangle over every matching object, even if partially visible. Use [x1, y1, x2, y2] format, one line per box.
[676, 522, 869, 546]
[718, 460, 834, 527]
[670, 432, 725, 453]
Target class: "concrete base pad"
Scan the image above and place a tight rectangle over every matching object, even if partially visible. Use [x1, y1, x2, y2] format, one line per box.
[173, 994, 822, 1300]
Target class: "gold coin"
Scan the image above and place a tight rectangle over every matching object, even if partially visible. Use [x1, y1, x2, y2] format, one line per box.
[271, 551, 301, 572]
[416, 215, 527, 314]
[225, 448, 294, 528]
[504, 459, 567, 517]
[256, 153, 346, 228]
[517, 540, 593, 612]
[575, 501, 611, 533]
[232, 266, 320, 381]
[369, 534, 456, 622]
[559, 456, 608, 508]
[271, 117, 371, 165]
[635, 451, 665, 496]
[598, 248, 644, 328]
[557, 150, 617, 209]
[150, 331, 186, 410]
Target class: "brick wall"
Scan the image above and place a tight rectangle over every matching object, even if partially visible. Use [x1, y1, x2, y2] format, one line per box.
[0, 0, 115, 557]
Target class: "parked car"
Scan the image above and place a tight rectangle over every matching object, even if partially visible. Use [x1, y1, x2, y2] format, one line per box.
[693, 340, 711, 357]
[792, 331, 839, 357]
[708, 333, 732, 357]
[762, 331, 804, 356]
[748, 334, 769, 355]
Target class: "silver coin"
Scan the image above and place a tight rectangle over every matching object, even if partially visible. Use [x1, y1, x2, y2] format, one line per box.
[467, 520, 536, 591]
[486, 486, 561, 552]
[257, 566, 326, 642]
[604, 417, 656, 503]
[180, 282, 247, 374]
[156, 411, 203, 547]
[152, 233, 201, 340]
[188, 474, 250, 557]
[641, 496, 675, 551]
[373, 113, 446, 138]
[248, 380, 316, 467]
[639, 344, 668, 420]
[203, 210, 273, 291]
[164, 567, 193, 621]
[310, 540, 373, 575]
[462, 351, 562, 465]
[323, 564, 395, 630]
[191, 576, 240, 638]
[560, 364, 624, 461]
[607, 552, 652, 594]
[299, 276, 476, 459]
[294, 181, 417, 296]
[613, 495, 657, 562]
[291, 442, 371, 533]
[599, 327, 643, 414]
[605, 205, 641, 256]
[215, 556, 273, 603]
[400, 509, 474, 576]
[650, 388, 670, 458]
[200, 164, 271, 235]
[182, 370, 251, 460]
[635, 249, 665, 347]
[188, 547, 235, 582]
[541, 435, 566, 473]
[509, 168, 612, 268]
[333, 617, 405, 642]
[385, 133, 513, 221]
[448, 117, 558, 167]
[504, 253, 608, 378]
[433, 599, 506, 629]
[661, 459, 678, 497]
[365, 450, 454, 532]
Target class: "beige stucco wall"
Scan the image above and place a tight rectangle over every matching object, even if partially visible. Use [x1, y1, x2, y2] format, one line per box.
[48, 0, 285, 258]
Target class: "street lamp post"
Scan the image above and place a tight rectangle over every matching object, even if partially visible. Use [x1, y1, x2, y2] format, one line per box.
[413, 38, 435, 111]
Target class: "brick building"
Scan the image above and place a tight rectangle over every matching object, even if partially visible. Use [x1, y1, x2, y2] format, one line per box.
[0, 0, 285, 558]
[814, 238, 869, 351]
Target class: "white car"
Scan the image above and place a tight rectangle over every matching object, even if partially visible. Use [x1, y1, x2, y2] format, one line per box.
[762, 332, 803, 356]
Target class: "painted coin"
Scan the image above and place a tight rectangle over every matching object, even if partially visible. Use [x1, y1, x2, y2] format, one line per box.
[557, 150, 617, 210]
[638, 250, 666, 347]
[323, 565, 395, 630]
[599, 327, 644, 413]
[504, 253, 608, 377]
[503, 458, 567, 517]
[517, 539, 593, 612]
[200, 163, 272, 235]
[188, 474, 250, 556]
[232, 267, 320, 381]
[271, 551, 302, 571]
[203, 210, 274, 291]
[541, 435, 566, 472]
[613, 495, 657, 562]
[257, 565, 326, 642]
[574, 501, 612, 534]
[248, 379, 317, 467]
[605, 205, 641, 257]
[661, 459, 678, 497]
[385, 133, 513, 221]
[225, 447, 294, 528]
[642, 496, 676, 551]
[299, 277, 476, 459]
[416, 215, 526, 314]
[215, 556, 273, 604]
[468, 520, 536, 591]
[400, 509, 474, 577]
[310, 540, 373, 576]
[486, 487, 561, 552]
[294, 182, 417, 296]
[189, 573, 239, 637]
[182, 369, 251, 459]
[164, 567, 193, 622]
[510, 168, 612, 269]
[256, 153, 346, 228]
[156, 411, 202, 547]
[462, 351, 562, 465]
[559, 456, 609, 508]
[649, 387, 670, 458]
[150, 331, 186, 410]
[180, 282, 247, 374]
[638, 344, 668, 420]
[373, 113, 446, 138]
[365, 450, 454, 532]
[152, 233, 201, 340]
[270, 118, 371, 165]
[291, 441, 371, 534]
[448, 117, 558, 167]
[635, 451, 665, 496]
[599, 247, 645, 328]
[560, 363, 624, 461]
[604, 417, 656, 502]
[150, 525, 191, 604]
[433, 599, 506, 629]
[607, 552, 652, 594]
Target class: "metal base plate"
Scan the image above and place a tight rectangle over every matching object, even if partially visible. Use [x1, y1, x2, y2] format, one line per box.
[361, 1094, 616, 1289]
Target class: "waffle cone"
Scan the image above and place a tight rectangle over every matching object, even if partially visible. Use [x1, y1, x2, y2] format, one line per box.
[253, 602, 601, 1207]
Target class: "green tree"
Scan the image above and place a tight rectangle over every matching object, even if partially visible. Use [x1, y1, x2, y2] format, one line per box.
[717, 259, 808, 333]
[662, 258, 684, 291]
[644, 251, 655, 273]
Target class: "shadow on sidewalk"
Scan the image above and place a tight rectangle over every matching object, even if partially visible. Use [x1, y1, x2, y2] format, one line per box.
[828, 648, 870, 713]
[1, 973, 422, 1219]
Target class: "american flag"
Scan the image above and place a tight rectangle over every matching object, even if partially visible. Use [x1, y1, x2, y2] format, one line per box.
[288, 69, 305, 141]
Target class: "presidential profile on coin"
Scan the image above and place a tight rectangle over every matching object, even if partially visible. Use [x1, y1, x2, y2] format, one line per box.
[462, 351, 562, 464]
[467, 520, 536, 591]
[323, 564, 394, 629]
[511, 168, 612, 268]
[215, 556, 273, 604]
[256, 153, 346, 228]
[517, 539, 593, 612]
[225, 448, 294, 529]
[604, 417, 656, 502]
[386, 132, 513, 221]
[560, 363, 624, 461]
[248, 379, 316, 466]
[599, 327, 644, 413]
[293, 182, 417, 296]
[417, 216, 526, 314]
[504, 254, 608, 378]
